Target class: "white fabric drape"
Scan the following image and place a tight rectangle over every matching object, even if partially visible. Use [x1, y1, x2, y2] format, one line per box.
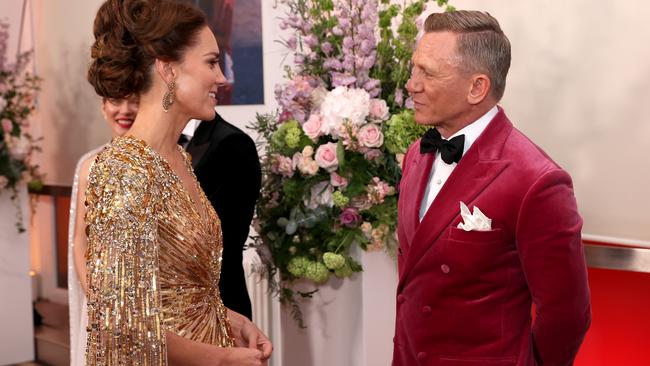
[67, 146, 103, 366]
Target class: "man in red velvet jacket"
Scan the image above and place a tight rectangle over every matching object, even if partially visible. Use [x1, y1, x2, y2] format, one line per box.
[393, 11, 591, 366]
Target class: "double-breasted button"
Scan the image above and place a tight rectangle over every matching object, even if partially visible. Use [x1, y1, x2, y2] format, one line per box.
[397, 294, 406, 303]
[440, 264, 450, 274]
[421, 305, 432, 315]
[417, 351, 427, 361]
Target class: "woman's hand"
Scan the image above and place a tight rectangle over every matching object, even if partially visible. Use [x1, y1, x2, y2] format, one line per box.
[167, 331, 266, 366]
[227, 309, 273, 361]
[219, 347, 265, 366]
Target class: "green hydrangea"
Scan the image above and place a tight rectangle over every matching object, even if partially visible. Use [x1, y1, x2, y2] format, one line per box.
[322, 252, 345, 270]
[334, 262, 354, 278]
[383, 109, 428, 154]
[304, 261, 330, 284]
[287, 256, 311, 278]
[271, 120, 302, 151]
[332, 191, 350, 208]
[285, 125, 302, 149]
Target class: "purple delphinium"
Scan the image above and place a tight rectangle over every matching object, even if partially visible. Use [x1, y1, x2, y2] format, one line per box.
[330, 0, 381, 96]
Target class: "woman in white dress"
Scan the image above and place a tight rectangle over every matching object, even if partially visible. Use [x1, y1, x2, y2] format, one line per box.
[67, 95, 138, 366]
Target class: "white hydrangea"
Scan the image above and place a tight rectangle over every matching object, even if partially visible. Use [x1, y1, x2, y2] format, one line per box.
[319, 86, 370, 138]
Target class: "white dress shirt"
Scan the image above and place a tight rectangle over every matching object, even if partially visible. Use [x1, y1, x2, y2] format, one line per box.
[182, 119, 201, 139]
[179, 119, 201, 149]
[418, 106, 499, 221]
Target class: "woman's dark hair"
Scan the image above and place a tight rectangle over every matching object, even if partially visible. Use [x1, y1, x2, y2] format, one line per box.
[87, 0, 207, 99]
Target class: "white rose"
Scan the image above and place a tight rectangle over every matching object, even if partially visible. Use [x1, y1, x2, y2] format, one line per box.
[302, 145, 314, 158]
[302, 160, 319, 176]
[292, 151, 319, 176]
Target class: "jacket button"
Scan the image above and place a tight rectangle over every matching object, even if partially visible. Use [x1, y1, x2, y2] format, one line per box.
[417, 351, 427, 361]
[421, 306, 432, 315]
[440, 264, 450, 274]
[397, 294, 406, 303]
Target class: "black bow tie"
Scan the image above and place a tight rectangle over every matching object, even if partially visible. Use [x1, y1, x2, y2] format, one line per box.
[420, 128, 465, 164]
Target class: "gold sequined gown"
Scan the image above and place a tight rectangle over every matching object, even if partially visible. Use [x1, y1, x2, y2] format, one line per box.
[84, 136, 234, 365]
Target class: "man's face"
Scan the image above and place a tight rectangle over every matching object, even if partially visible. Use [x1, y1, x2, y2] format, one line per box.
[406, 31, 473, 137]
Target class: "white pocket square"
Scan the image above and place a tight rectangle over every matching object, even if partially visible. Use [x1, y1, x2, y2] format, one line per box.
[457, 201, 492, 231]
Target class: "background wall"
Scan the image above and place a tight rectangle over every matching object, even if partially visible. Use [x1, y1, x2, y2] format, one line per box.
[1, 1, 36, 363]
[431, 0, 650, 243]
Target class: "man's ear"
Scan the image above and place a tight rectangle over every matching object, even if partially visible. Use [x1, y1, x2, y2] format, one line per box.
[154, 59, 176, 85]
[467, 74, 491, 105]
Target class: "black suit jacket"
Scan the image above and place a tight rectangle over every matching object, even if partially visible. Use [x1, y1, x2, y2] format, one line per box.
[186, 114, 261, 320]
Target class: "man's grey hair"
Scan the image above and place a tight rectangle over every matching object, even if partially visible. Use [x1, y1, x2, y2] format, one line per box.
[424, 10, 511, 101]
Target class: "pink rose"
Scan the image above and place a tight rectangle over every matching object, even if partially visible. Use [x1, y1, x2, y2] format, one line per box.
[330, 172, 348, 188]
[302, 114, 323, 141]
[357, 123, 384, 148]
[315, 142, 339, 172]
[364, 149, 382, 161]
[368, 99, 390, 121]
[2, 119, 12, 133]
[339, 207, 361, 228]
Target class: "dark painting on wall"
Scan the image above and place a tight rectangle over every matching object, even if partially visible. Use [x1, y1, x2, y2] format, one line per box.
[189, 0, 264, 105]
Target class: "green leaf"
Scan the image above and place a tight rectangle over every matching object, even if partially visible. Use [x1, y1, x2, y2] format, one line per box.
[336, 140, 346, 170]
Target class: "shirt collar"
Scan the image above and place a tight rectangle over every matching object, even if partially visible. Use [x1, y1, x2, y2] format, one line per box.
[449, 105, 498, 157]
[182, 119, 201, 138]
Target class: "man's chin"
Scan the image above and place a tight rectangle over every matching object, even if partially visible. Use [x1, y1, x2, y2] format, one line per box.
[414, 118, 436, 127]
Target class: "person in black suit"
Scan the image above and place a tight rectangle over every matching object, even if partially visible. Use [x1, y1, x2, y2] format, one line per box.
[185, 113, 261, 320]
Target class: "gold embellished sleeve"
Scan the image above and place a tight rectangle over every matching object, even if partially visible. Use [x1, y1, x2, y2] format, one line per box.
[84, 152, 167, 366]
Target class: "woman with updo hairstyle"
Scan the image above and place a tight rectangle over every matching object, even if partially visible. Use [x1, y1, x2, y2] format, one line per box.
[84, 1, 272, 365]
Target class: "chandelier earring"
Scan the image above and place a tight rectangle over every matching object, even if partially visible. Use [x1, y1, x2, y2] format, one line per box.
[162, 80, 176, 112]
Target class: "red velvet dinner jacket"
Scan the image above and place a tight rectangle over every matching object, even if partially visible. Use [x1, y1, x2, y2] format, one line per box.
[393, 108, 591, 366]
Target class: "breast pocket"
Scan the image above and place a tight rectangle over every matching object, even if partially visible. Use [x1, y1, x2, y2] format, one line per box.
[448, 227, 503, 244]
[443, 226, 510, 289]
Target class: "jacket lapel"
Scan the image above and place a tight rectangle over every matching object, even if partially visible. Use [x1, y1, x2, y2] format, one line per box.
[400, 149, 434, 255]
[398, 109, 513, 288]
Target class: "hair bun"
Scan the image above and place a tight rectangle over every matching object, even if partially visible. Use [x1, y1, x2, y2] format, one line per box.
[88, 0, 207, 99]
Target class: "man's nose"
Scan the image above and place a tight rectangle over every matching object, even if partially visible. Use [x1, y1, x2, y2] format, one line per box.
[406, 77, 419, 93]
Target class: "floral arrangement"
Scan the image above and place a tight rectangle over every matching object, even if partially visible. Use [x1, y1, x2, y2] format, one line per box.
[0, 20, 42, 232]
[250, 0, 454, 323]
